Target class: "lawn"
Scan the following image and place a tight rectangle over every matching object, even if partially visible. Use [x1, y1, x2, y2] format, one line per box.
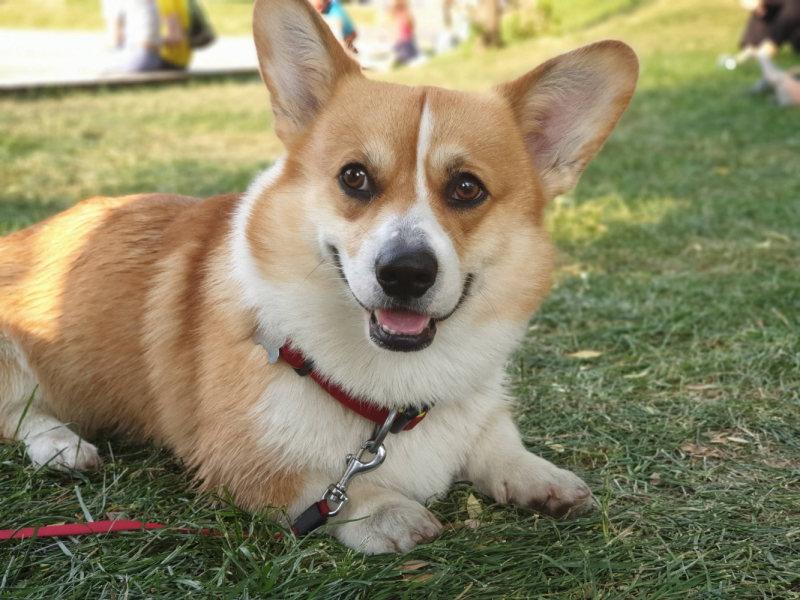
[1, 0, 799, 597]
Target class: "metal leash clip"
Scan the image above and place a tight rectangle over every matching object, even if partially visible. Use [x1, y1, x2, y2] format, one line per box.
[321, 410, 397, 516]
[289, 411, 398, 536]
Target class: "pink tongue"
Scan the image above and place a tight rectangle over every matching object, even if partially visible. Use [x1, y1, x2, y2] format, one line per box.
[377, 309, 429, 335]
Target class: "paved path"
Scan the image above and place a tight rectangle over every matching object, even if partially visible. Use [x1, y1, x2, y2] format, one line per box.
[0, 29, 260, 91]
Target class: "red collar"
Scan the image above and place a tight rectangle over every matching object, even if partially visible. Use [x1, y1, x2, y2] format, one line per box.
[278, 343, 428, 431]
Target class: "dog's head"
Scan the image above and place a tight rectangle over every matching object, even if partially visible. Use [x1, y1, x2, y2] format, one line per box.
[237, 0, 637, 401]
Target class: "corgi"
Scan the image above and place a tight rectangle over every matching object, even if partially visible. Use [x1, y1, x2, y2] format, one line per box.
[0, 0, 637, 553]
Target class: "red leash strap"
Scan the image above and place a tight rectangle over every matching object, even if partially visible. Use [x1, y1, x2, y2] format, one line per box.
[0, 520, 220, 541]
[279, 343, 427, 430]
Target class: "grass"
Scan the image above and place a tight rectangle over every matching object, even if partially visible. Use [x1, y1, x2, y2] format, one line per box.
[1, 0, 799, 597]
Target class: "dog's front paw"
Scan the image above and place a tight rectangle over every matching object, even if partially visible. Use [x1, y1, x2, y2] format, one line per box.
[334, 493, 443, 554]
[489, 454, 593, 518]
[27, 429, 102, 471]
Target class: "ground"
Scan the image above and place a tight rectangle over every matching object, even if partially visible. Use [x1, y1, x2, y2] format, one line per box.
[1, 0, 799, 597]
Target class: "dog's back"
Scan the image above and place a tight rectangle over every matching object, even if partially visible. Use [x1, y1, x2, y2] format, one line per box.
[0, 193, 234, 442]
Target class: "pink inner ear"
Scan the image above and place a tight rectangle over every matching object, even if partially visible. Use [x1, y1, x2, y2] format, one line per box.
[524, 82, 599, 174]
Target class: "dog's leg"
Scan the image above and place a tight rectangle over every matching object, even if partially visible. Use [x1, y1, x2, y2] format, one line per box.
[0, 335, 100, 470]
[326, 482, 443, 554]
[462, 408, 593, 518]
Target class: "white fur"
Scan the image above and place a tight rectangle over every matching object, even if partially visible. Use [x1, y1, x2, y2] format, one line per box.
[228, 98, 590, 553]
[0, 335, 100, 470]
[230, 151, 523, 410]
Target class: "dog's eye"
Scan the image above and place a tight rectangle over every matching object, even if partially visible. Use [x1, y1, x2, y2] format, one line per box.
[339, 164, 374, 199]
[449, 174, 487, 206]
[342, 167, 367, 190]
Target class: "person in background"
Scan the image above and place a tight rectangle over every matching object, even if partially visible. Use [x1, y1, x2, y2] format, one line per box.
[102, 0, 163, 72]
[157, 0, 193, 70]
[722, 0, 800, 69]
[391, 0, 419, 65]
[311, 0, 358, 52]
[755, 53, 800, 104]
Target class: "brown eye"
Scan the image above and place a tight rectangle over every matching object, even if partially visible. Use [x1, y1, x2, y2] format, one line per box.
[339, 163, 374, 200]
[342, 167, 367, 190]
[450, 174, 486, 205]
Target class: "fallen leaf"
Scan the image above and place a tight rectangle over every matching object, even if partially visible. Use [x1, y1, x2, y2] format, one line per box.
[727, 436, 749, 444]
[680, 444, 723, 458]
[624, 369, 650, 379]
[549, 443, 565, 453]
[685, 385, 718, 391]
[395, 561, 429, 572]
[466, 493, 482, 519]
[650, 472, 660, 485]
[566, 350, 602, 359]
[403, 573, 435, 582]
[105, 511, 126, 521]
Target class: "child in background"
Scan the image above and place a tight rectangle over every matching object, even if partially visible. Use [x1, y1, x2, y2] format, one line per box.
[311, 0, 358, 52]
[103, 0, 163, 72]
[391, 0, 419, 65]
[158, 0, 193, 69]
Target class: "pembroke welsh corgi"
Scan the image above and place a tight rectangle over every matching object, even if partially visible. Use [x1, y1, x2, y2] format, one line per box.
[0, 0, 637, 553]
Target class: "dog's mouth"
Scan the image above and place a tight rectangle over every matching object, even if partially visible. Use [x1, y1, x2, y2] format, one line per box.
[328, 245, 472, 352]
[369, 308, 437, 352]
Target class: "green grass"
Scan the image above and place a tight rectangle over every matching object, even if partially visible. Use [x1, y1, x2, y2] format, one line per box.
[1, 0, 800, 597]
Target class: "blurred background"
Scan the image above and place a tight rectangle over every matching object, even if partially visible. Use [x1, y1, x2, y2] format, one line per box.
[0, 0, 798, 250]
[1, 3, 799, 596]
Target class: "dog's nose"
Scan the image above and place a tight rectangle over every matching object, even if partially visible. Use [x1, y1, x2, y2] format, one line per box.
[375, 247, 438, 299]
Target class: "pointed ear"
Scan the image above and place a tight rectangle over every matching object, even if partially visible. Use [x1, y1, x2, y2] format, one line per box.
[253, 0, 362, 144]
[496, 40, 639, 201]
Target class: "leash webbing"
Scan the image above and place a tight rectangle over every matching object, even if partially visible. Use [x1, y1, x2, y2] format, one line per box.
[0, 520, 218, 541]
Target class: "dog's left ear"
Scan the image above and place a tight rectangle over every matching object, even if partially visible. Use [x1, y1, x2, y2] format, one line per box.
[496, 40, 639, 201]
[253, 0, 362, 144]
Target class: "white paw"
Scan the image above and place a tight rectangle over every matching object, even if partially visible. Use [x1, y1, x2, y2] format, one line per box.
[336, 498, 443, 554]
[490, 454, 593, 518]
[27, 429, 102, 470]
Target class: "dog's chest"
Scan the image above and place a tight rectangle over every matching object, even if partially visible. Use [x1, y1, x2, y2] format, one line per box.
[248, 364, 503, 501]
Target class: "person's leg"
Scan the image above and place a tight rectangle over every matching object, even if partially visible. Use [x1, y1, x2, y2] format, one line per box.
[755, 54, 800, 105]
[115, 48, 165, 72]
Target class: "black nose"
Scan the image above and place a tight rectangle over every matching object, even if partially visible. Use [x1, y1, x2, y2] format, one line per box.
[375, 247, 438, 299]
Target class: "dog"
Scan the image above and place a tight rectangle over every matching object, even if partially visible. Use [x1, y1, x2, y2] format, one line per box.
[0, 0, 638, 554]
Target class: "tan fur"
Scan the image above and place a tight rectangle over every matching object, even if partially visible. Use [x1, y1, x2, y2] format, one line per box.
[0, 0, 638, 549]
[0, 194, 304, 507]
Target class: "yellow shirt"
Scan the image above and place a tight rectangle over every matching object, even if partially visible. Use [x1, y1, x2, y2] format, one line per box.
[158, 0, 192, 68]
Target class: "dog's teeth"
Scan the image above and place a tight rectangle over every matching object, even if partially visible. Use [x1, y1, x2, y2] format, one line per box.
[389, 328, 397, 335]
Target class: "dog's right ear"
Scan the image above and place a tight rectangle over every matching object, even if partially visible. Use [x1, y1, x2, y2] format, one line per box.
[253, 0, 362, 144]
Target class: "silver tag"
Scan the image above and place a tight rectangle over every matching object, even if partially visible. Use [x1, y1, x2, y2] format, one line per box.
[253, 329, 282, 363]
